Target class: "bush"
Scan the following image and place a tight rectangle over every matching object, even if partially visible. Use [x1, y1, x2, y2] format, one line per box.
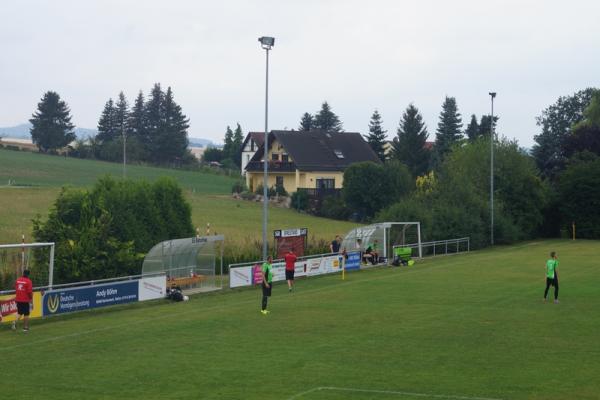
[274, 185, 288, 196]
[32, 176, 194, 283]
[290, 190, 309, 211]
[318, 196, 351, 220]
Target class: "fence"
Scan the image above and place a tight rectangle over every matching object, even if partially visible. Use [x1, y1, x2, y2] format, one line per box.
[394, 237, 470, 258]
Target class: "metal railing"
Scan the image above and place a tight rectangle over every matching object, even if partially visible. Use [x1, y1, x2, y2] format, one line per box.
[228, 251, 343, 271]
[394, 237, 470, 258]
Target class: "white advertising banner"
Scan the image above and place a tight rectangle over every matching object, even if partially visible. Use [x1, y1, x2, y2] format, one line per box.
[229, 254, 347, 289]
[230, 266, 254, 288]
[139, 275, 167, 301]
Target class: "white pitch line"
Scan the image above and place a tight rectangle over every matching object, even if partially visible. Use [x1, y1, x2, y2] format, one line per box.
[287, 386, 504, 400]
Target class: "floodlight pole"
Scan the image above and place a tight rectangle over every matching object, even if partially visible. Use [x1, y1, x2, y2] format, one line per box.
[489, 92, 496, 246]
[259, 36, 274, 261]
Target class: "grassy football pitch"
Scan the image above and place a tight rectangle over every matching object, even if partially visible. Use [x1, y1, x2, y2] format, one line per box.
[3, 239, 600, 400]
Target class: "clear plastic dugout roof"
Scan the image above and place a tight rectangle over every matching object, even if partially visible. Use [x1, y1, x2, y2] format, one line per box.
[340, 222, 422, 260]
[142, 235, 224, 292]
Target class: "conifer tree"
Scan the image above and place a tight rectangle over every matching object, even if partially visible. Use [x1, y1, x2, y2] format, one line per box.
[222, 126, 234, 162]
[144, 83, 165, 161]
[114, 91, 129, 139]
[299, 113, 314, 131]
[434, 96, 463, 161]
[392, 104, 430, 177]
[154, 86, 189, 164]
[465, 114, 479, 142]
[365, 110, 387, 162]
[231, 123, 244, 167]
[96, 98, 117, 143]
[313, 101, 343, 132]
[29, 91, 76, 153]
[128, 91, 146, 139]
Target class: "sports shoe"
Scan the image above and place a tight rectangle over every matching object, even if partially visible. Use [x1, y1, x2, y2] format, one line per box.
[260, 310, 269, 315]
[11, 321, 16, 331]
[554, 299, 560, 304]
[22, 328, 29, 333]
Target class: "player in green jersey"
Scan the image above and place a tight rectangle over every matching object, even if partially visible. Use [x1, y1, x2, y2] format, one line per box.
[261, 256, 273, 315]
[544, 251, 559, 303]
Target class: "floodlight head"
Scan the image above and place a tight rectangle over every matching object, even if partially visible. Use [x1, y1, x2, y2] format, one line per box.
[489, 92, 497, 98]
[258, 36, 275, 49]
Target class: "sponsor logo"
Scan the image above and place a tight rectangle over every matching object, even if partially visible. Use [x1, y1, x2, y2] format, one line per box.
[143, 282, 163, 295]
[47, 294, 59, 314]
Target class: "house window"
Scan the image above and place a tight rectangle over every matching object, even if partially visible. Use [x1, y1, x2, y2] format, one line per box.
[334, 150, 344, 159]
[282, 154, 289, 162]
[251, 140, 255, 151]
[276, 176, 284, 189]
[316, 178, 335, 189]
[272, 153, 279, 161]
[246, 154, 250, 163]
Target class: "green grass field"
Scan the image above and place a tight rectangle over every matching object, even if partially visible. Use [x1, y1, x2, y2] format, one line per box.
[0, 149, 360, 250]
[3, 239, 600, 399]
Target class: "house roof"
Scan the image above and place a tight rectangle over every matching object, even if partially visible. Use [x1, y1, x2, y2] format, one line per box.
[242, 131, 265, 150]
[249, 130, 381, 172]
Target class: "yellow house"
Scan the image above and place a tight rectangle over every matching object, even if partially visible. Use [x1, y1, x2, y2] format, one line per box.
[245, 130, 381, 194]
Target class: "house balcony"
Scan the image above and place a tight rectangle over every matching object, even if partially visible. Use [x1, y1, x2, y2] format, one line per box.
[297, 188, 342, 199]
[246, 160, 296, 172]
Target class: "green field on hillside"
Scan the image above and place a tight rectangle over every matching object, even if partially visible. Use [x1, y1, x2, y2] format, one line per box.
[0, 148, 237, 191]
[2, 240, 599, 399]
[0, 149, 360, 254]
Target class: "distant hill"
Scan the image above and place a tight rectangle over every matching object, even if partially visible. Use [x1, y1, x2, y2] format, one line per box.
[0, 123, 96, 140]
[0, 122, 218, 147]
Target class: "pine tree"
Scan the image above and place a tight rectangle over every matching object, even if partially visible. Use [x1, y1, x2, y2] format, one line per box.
[434, 96, 463, 161]
[29, 91, 76, 153]
[222, 126, 234, 163]
[465, 114, 479, 142]
[144, 83, 165, 162]
[128, 91, 146, 139]
[313, 101, 343, 132]
[364, 110, 387, 162]
[299, 113, 314, 131]
[478, 115, 499, 139]
[392, 104, 430, 176]
[114, 91, 129, 139]
[231, 123, 244, 167]
[155, 86, 189, 164]
[96, 98, 117, 143]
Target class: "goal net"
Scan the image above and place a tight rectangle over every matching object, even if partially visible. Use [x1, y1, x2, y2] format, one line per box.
[0, 242, 54, 324]
[0, 242, 55, 293]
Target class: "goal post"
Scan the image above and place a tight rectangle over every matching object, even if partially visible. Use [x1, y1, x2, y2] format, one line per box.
[0, 242, 55, 293]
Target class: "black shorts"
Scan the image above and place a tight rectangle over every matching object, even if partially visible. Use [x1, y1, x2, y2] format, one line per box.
[546, 277, 557, 287]
[285, 269, 295, 281]
[16, 301, 30, 316]
[262, 283, 272, 297]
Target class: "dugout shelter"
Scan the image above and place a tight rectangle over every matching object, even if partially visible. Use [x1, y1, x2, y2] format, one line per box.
[340, 222, 422, 262]
[142, 235, 224, 293]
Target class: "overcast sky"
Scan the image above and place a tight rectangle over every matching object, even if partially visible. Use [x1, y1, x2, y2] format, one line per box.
[1, 0, 599, 147]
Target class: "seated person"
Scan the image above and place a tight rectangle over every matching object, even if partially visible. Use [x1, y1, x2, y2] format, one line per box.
[363, 245, 375, 265]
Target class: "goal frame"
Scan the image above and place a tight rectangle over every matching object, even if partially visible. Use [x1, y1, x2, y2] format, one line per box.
[0, 242, 55, 293]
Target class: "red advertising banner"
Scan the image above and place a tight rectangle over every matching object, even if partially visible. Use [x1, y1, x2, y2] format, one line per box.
[0, 298, 18, 321]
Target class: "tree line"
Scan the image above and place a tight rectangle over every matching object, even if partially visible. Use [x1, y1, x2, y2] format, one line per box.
[28, 84, 193, 167]
[289, 90, 600, 243]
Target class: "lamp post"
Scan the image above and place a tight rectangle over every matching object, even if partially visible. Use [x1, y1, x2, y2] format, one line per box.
[259, 36, 274, 261]
[489, 92, 496, 245]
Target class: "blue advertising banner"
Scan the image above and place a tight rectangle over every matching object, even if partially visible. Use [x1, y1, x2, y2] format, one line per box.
[345, 251, 361, 271]
[43, 281, 139, 316]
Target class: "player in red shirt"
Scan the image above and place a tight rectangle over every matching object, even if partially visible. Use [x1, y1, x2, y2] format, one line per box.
[284, 248, 297, 292]
[13, 269, 33, 332]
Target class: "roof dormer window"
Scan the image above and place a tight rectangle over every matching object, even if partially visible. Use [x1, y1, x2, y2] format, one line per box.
[334, 150, 344, 159]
